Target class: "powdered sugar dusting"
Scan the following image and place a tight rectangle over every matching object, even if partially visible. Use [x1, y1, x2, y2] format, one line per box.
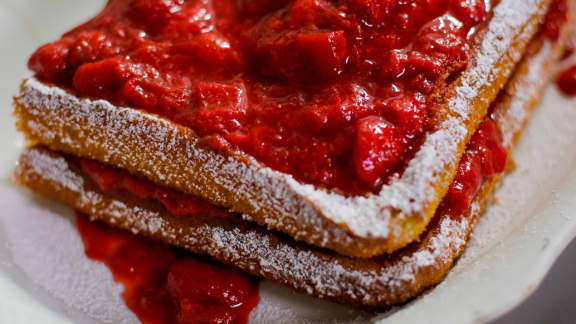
[15, 147, 477, 307]
[13, 0, 549, 256]
[498, 40, 556, 148]
[0, 190, 137, 324]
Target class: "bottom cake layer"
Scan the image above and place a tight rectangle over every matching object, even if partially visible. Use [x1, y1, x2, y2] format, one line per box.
[13, 24, 570, 308]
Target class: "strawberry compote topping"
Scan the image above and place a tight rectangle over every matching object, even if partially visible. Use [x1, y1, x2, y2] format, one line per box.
[29, 0, 492, 194]
[441, 115, 507, 215]
[556, 64, 576, 96]
[76, 213, 260, 324]
[80, 158, 226, 217]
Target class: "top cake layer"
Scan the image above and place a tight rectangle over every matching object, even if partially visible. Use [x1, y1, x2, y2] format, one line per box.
[28, 0, 496, 195]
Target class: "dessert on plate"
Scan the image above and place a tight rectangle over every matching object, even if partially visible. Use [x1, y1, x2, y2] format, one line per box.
[11, 0, 576, 320]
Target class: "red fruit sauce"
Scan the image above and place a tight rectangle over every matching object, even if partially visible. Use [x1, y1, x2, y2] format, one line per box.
[79, 158, 225, 218]
[76, 213, 260, 324]
[441, 115, 507, 215]
[29, 0, 495, 194]
[556, 64, 576, 96]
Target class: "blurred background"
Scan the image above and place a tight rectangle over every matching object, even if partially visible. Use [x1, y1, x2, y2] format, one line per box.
[492, 238, 576, 324]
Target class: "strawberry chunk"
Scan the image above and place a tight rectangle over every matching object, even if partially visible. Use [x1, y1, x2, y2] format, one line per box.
[419, 14, 464, 36]
[28, 39, 73, 81]
[475, 118, 507, 176]
[405, 51, 446, 80]
[380, 50, 409, 80]
[451, 0, 487, 26]
[130, 0, 185, 34]
[109, 240, 176, 288]
[381, 95, 427, 137]
[443, 151, 483, 215]
[166, 259, 259, 324]
[73, 58, 132, 97]
[68, 31, 119, 68]
[444, 117, 507, 214]
[172, 32, 240, 68]
[194, 82, 248, 134]
[486, 139, 508, 176]
[162, 3, 214, 39]
[289, 0, 347, 28]
[121, 77, 192, 112]
[80, 159, 120, 191]
[418, 32, 467, 60]
[120, 176, 157, 200]
[353, 116, 404, 184]
[294, 31, 348, 79]
[155, 189, 217, 217]
[348, 0, 397, 26]
[238, 0, 291, 16]
[76, 214, 131, 260]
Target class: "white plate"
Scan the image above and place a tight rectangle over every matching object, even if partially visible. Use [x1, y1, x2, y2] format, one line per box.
[0, 1, 575, 323]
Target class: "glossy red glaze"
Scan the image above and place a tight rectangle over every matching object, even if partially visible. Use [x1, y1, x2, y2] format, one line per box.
[76, 213, 260, 324]
[29, 0, 492, 194]
[353, 116, 404, 184]
[80, 158, 224, 217]
[442, 117, 507, 215]
[556, 64, 576, 96]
